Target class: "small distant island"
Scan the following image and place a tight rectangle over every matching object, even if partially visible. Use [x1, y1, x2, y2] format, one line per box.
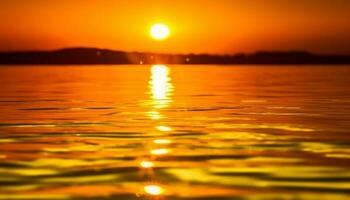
[1, 47, 350, 65]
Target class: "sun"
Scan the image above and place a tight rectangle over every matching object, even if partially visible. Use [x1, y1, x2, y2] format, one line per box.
[150, 23, 170, 40]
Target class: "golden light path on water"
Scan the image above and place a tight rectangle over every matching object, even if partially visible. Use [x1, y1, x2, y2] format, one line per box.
[146, 64, 173, 120]
[139, 64, 173, 197]
[149, 64, 174, 109]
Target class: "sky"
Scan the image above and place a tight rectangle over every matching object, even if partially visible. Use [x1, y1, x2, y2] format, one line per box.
[0, 0, 350, 54]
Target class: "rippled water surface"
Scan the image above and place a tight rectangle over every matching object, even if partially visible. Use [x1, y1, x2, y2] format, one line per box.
[0, 65, 350, 200]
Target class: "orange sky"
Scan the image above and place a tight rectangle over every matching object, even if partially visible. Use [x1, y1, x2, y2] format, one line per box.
[1, 0, 350, 54]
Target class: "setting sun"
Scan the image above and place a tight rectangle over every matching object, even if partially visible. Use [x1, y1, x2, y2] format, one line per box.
[150, 24, 170, 40]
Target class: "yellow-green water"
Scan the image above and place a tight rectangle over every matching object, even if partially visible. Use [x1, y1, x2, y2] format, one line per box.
[0, 65, 350, 200]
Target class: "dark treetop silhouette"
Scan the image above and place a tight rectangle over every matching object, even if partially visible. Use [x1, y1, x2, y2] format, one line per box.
[1, 48, 350, 65]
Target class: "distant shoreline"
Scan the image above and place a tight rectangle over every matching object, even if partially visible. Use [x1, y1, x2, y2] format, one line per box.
[1, 47, 350, 65]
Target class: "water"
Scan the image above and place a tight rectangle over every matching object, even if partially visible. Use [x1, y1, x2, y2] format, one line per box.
[0, 65, 350, 200]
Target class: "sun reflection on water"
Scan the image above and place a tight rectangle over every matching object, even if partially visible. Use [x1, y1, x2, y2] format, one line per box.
[140, 160, 155, 169]
[146, 110, 162, 120]
[144, 184, 164, 196]
[136, 65, 175, 197]
[149, 64, 174, 109]
[153, 139, 172, 144]
[156, 125, 172, 132]
[150, 148, 170, 156]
